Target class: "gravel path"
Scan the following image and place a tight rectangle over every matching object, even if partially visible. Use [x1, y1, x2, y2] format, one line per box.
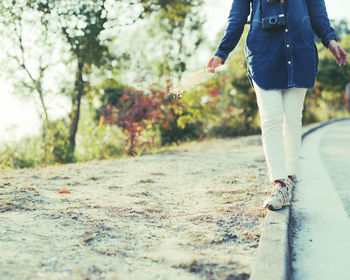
[0, 135, 270, 280]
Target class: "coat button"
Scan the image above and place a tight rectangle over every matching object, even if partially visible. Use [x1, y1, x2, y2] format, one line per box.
[287, 44, 290, 48]
[285, 29, 289, 32]
[288, 61, 291, 64]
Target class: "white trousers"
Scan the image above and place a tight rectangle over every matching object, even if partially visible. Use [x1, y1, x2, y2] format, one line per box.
[252, 80, 307, 183]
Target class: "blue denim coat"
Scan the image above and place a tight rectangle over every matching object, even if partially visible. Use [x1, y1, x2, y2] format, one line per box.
[214, 0, 338, 90]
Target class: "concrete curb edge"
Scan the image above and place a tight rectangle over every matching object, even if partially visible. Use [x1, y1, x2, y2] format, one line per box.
[249, 117, 350, 280]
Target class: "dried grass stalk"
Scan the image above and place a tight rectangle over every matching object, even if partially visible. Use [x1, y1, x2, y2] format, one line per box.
[169, 68, 211, 98]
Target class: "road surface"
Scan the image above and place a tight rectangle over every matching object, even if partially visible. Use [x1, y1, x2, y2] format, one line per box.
[291, 119, 350, 280]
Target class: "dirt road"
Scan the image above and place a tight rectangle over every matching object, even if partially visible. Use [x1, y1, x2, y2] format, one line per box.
[0, 135, 270, 280]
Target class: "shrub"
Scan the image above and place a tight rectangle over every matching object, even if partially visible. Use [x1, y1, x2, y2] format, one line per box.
[100, 86, 176, 155]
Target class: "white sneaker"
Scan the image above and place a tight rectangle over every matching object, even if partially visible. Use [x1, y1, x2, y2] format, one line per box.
[263, 178, 293, 210]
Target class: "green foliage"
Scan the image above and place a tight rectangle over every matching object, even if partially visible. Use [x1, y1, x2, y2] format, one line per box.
[158, 119, 202, 145]
[141, 0, 204, 29]
[225, 28, 260, 135]
[303, 34, 350, 122]
[166, 28, 261, 140]
[0, 119, 73, 169]
[317, 34, 350, 93]
[0, 134, 48, 169]
[0, 141, 35, 169]
[330, 19, 350, 40]
[142, 0, 205, 78]
[27, 0, 111, 66]
[180, 27, 260, 138]
[1, 2, 349, 170]
[75, 105, 124, 162]
[47, 119, 73, 163]
[175, 80, 219, 132]
[0, 111, 127, 170]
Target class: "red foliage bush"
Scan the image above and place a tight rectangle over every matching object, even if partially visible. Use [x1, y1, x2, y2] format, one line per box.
[100, 86, 177, 155]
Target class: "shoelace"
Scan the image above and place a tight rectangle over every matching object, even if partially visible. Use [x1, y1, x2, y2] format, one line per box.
[274, 176, 294, 187]
[271, 183, 289, 202]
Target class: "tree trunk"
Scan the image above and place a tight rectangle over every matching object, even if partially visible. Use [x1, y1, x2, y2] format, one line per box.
[68, 60, 84, 161]
[37, 88, 51, 163]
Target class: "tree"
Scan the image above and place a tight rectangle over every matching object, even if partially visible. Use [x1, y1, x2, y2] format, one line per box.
[0, 1, 60, 163]
[304, 34, 350, 121]
[25, 0, 115, 161]
[317, 34, 350, 93]
[0, 0, 206, 163]
[152, 0, 204, 78]
[330, 19, 350, 40]
[129, 0, 205, 84]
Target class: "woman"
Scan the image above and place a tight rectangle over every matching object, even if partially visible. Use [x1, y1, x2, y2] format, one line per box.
[207, 0, 348, 210]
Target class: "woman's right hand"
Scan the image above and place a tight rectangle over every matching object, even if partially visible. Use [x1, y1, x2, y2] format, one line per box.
[207, 56, 223, 73]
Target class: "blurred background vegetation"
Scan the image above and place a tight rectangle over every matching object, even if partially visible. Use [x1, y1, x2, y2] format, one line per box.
[0, 0, 349, 169]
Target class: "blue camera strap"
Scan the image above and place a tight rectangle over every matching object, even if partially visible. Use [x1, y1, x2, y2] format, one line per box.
[259, 0, 285, 21]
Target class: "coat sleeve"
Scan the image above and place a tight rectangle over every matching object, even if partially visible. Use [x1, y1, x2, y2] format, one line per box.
[306, 0, 338, 47]
[214, 0, 251, 64]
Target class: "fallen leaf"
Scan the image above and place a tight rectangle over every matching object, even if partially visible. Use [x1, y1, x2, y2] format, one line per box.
[58, 190, 71, 194]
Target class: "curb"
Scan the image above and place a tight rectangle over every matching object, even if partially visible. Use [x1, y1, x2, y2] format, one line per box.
[300, 117, 350, 140]
[249, 117, 350, 280]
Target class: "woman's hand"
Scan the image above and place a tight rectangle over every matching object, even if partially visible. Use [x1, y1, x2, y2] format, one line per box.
[207, 56, 223, 73]
[327, 39, 348, 66]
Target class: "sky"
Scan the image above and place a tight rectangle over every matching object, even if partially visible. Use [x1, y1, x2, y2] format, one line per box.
[202, 0, 350, 43]
[0, 0, 349, 143]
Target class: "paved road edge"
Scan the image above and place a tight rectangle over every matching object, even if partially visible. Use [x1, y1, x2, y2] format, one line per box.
[249, 117, 350, 280]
